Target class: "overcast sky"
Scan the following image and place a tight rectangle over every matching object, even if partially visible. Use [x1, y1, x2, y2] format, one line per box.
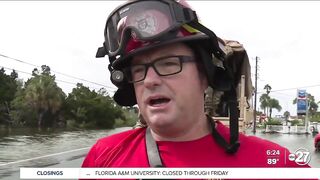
[1, 1, 319, 116]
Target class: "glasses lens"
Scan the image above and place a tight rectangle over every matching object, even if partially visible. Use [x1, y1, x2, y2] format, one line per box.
[154, 57, 182, 76]
[125, 56, 194, 83]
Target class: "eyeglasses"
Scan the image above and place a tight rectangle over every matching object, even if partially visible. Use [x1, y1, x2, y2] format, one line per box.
[124, 55, 195, 83]
[96, 0, 197, 58]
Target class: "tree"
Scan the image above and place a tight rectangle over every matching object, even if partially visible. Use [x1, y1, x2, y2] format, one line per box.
[283, 111, 290, 125]
[0, 68, 18, 126]
[10, 79, 42, 127]
[259, 93, 270, 115]
[268, 98, 282, 118]
[22, 65, 65, 128]
[64, 84, 125, 129]
[264, 84, 272, 95]
[260, 90, 282, 118]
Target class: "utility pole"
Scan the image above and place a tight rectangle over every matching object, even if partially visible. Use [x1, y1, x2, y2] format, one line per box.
[253, 56, 259, 133]
[305, 94, 309, 133]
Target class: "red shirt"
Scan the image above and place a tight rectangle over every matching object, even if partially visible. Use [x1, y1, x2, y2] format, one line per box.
[82, 121, 308, 168]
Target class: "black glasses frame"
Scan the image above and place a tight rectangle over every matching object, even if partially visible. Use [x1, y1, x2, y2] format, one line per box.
[124, 55, 195, 83]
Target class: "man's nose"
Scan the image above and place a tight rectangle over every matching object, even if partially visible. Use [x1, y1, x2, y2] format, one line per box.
[143, 66, 161, 88]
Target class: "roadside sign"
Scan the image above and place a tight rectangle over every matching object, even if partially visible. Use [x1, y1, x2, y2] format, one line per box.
[297, 90, 307, 115]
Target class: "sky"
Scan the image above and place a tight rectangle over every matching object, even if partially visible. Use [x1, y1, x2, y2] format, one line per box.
[0, 1, 320, 116]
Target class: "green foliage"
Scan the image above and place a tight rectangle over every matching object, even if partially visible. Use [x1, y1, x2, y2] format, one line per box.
[10, 65, 65, 128]
[114, 107, 138, 127]
[290, 119, 302, 126]
[1, 65, 134, 130]
[265, 118, 282, 125]
[0, 68, 18, 125]
[64, 84, 125, 129]
[283, 111, 290, 119]
[25, 66, 65, 127]
[268, 98, 282, 117]
[0, 68, 18, 103]
[264, 84, 272, 95]
[259, 93, 270, 114]
[259, 87, 282, 118]
[10, 82, 37, 127]
[309, 118, 320, 123]
[309, 112, 320, 122]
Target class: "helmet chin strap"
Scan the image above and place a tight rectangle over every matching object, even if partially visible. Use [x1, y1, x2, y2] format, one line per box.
[186, 21, 240, 154]
[225, 87, 241, 153]
[209, 89, 240, 154]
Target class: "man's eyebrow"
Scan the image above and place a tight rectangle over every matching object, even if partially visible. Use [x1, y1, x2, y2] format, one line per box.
[132, 54, 178, 65]
[131, 58, 145, 65]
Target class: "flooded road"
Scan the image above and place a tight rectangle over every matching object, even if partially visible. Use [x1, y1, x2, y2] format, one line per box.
[0, 127, 319, 179]
[0, 127, 131, 179]
[247, 129, 320, 168]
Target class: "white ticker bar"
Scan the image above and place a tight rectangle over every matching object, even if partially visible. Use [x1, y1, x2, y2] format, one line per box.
[20, 167, 320, 179]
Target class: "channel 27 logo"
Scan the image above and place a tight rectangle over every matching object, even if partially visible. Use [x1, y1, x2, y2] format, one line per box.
[288, 148, 311, 165]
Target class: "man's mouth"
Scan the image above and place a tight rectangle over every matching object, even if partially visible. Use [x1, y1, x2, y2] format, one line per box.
[148, 97, 171, 106]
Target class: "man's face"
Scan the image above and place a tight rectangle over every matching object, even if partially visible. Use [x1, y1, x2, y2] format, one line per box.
[132, 43, 207, 131]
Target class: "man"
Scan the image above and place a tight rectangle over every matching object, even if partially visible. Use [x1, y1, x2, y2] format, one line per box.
[83, 0, 309, 171]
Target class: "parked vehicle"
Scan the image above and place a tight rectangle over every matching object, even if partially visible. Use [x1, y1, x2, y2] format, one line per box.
[315, 133, 320, 151]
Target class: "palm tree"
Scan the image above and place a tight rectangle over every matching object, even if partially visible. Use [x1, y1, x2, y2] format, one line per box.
[259, 93, 270, 116]
[264, 84, 272, 95]
[306, 95, 318, 116]
[268, 98, 282, 118]
[24, 67, 65, 128]
[283, 111, 290, 125]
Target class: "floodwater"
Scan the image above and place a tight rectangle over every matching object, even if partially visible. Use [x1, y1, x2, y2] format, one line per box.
[0, 127, 319, 179]
[0, 127, 131, 179]
[246, 129, 320, 168]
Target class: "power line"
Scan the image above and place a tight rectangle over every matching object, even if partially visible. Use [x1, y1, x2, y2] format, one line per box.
[1, 66, 80, 87]
[0, 53, 116, 90]
[1, 66, 74, 86]
[1, 66, 116, 93]
[257, 84, 320, 94]
[270, 91, 294, 97]
[1, 66, 32, 77]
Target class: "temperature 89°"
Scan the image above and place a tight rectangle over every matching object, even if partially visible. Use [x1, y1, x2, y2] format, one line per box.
[266, 150, 280, 156]
[267, 158, 279, 165]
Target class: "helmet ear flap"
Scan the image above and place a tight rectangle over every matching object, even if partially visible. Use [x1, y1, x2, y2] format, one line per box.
[194, 45, 232, 91]
[211, 64, 233, 91]
[113, 83, 137, 106]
